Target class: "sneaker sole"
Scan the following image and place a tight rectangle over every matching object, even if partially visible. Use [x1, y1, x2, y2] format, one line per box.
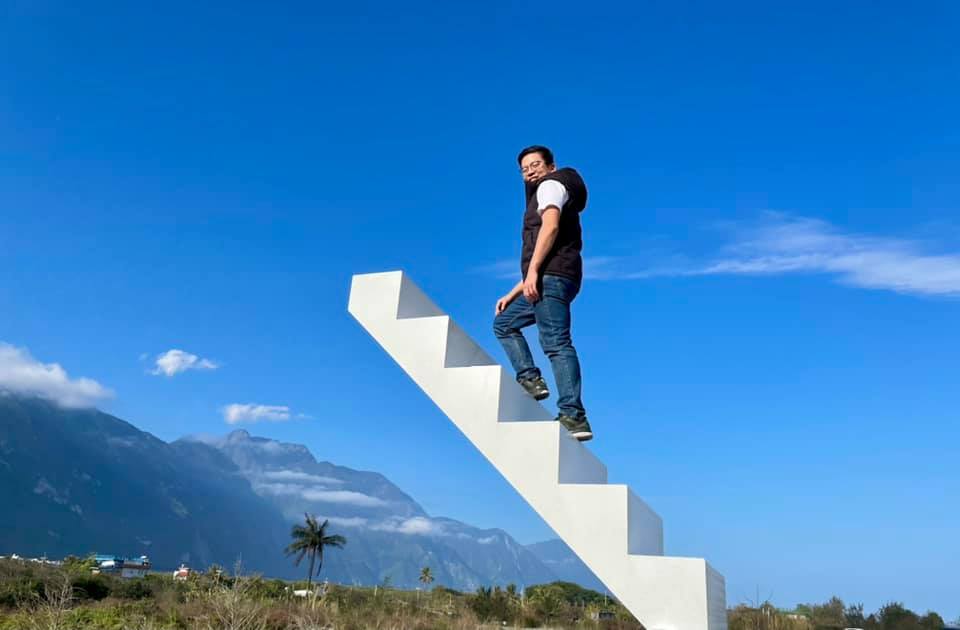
[533, 392, 549, 401]
[571, 431, 593, 442]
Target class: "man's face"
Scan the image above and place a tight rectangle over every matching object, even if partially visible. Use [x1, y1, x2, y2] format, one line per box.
[520, 152, 556, 183]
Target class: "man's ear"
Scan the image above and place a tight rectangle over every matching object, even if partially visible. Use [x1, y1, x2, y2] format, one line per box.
[548, 164, 557, 172]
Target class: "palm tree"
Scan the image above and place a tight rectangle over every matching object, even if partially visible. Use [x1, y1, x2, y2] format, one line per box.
[418, 566, 434, 604]
[419, 566, 434, 587]
[284, 513, 347, 589]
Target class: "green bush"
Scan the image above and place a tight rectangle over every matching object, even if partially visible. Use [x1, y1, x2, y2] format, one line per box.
[0, 577, 45, 608]
[0, 558, 953, 630]
[528, 580, 609, 606]
[468, 585, 518, 623]
[112, 578, 153, 600]
[71, 574, 112, 601]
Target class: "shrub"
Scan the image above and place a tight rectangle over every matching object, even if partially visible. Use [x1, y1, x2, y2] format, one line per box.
[0, 577, 45, 609]
[468, 585, 517, 623]
[113, 578, 153, 600]
[71, 575, 112, 601]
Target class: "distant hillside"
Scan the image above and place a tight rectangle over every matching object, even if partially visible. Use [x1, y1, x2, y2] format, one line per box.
[0, 394, 289, 575]
[177, 430, 558, 590]
[0, 394, 599, 591]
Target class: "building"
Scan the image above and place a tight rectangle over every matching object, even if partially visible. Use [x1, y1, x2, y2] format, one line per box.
[93, 555, 151, 579]
[172, 564, 191, 581]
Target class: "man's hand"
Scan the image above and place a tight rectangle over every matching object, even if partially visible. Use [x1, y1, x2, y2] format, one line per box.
[495, 280, 525, 315]
[523, 269, 540, 303]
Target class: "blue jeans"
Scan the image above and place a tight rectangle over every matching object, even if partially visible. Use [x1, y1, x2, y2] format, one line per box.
[493, 274, 586, 419]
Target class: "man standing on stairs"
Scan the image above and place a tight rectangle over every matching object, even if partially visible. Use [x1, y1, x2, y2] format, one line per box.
[493, 145, 593, 442]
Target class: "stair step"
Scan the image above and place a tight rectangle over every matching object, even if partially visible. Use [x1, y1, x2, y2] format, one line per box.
[555, 484, 663, 558]
[444, 319, 497, 368]
[614, 556, 727, 630]
[496, 369, 553, 422]
[491, 420, 608, 488]
[381, 316, 451, 382]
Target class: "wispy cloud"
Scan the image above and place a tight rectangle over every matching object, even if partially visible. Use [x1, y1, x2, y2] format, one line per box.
[686, 214, 960, 296]
[371, 516, 445, 536]
[257, 482, 388, 507]
[474, 259, 517, 279]
[222, 403, 293, 424]
[151, 349, 219, 377]
[474, 256, 630, 281]
[480, 214, 960, 297]
[300, 489, 388, 507]
[260, 470, 344, 485]
[0, 343, 114, 408]
[318, 516, 369, 528]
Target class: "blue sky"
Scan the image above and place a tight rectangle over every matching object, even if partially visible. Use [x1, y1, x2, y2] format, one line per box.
[2, 0, 958, 618]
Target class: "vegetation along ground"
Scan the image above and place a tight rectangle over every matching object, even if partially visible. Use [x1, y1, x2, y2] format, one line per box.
[0, 557, 953, 630]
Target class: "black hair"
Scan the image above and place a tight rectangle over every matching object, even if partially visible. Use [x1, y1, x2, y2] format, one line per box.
[517, 145, 555, 166]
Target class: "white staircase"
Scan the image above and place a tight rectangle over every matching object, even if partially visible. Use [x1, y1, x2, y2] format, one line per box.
[348, 271, 727, 630]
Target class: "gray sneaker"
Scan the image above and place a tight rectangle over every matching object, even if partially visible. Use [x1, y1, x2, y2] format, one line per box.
[518, 376, 549, 401]
[558, 415, 593, 442]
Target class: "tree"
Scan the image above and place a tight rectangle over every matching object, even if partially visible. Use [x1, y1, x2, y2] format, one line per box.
[846, 603, 867, 627]
[61, 555, 97, 575]
[919, 612, 944, 630]
[284, 513, 347, 589]
[530, 584, 566, 623]
[877, 602, 920, 630]
[417, 566, 434, 605]
[808, 596, 846, 628]
[419, 566, 434, 587]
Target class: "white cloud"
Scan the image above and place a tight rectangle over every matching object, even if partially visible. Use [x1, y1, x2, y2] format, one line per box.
[300, 489, 388, 507]
[489, 214, 960, 298]
[280, 515, 459, 536]
[686, 215, 960, 296]
[251, 482, 304, 496]
[260, 470, 344, 485]
[255, 483, 387, 507]
[0, 343, 113, 408]
[151, 349, 219, 377]
[474, 259, 517, 279]
[371, 516, 446, 536]
[222, 403, 291, 424]
[318, 516, 368, 528]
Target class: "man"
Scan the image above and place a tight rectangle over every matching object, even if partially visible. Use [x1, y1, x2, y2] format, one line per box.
[493, 145, 592, 441]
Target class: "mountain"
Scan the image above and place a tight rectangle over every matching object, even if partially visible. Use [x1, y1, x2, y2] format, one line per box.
[0, 394, 596, 591]
[0, 394, 290, 575]
[524, 539, 607, 593]
[177, 430, 558, 590]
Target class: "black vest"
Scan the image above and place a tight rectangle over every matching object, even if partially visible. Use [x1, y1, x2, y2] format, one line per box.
[521, 167, 588, 284]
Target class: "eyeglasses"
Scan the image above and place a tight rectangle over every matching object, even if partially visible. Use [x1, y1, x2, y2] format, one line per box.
[519, 160, 544, 174]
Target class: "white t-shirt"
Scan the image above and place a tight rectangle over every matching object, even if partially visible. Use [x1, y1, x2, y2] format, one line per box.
[536, 180, 569, 215]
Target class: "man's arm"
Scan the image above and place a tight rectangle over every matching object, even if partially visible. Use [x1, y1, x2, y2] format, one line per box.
[523, 207, 560, 302]
[495, 279, 525, 315]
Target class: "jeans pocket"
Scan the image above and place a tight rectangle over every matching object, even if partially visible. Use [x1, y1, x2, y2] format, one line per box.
[543, 274, 577, 302]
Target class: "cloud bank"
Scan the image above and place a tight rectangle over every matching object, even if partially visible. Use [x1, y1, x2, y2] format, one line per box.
[0, 343, 114, 408]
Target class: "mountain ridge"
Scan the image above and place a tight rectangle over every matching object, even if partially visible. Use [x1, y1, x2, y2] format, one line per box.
[1, 394, 602, 591]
